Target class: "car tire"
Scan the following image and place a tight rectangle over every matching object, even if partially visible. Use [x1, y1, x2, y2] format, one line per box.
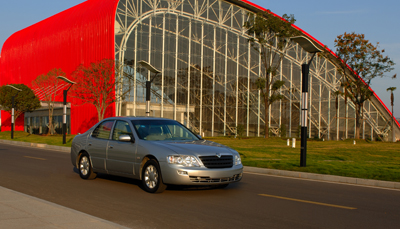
[142, 159, 167, 193]
[78, 153, 97, 180]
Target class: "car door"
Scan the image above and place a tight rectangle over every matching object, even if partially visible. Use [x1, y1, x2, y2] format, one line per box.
[106, 120, 136, 175]
[87, 120, 115, 172]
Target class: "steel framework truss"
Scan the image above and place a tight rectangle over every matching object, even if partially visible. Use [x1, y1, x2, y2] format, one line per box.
[114, 0, 398, 140]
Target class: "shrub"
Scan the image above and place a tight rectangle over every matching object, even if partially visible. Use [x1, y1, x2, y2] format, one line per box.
[236, 124, 245, 139]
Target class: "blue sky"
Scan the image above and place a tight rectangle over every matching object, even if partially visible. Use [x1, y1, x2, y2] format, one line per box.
[0, 0, 399, 116]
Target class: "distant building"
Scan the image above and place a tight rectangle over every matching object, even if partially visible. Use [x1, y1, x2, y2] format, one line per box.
[0, 0, 398, 140]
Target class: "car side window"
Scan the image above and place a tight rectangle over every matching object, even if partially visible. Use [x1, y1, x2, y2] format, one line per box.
[92, 120, 114, 139]
[112, 121, 133, 141]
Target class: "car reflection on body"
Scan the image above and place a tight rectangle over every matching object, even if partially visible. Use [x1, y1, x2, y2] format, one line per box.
[70, 117, 243, 193]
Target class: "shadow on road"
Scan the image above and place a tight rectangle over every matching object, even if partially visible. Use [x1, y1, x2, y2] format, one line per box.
[72, 167, 237, 192]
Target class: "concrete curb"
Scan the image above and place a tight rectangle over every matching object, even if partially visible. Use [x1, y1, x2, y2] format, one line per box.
[0, 139, 70, 153]
[1, 139, 399, 190]
[244, 166, 400, 190]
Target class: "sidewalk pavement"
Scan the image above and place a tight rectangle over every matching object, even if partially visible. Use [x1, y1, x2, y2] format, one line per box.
[0, 186, 128, 229]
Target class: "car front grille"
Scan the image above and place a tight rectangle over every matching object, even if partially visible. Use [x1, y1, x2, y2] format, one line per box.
[199, 155, 233, 168]
[189, 173, 242, 183]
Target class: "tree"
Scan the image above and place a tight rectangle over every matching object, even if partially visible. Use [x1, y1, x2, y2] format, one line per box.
[244, 10, 299, 138]
[32, 68, 66, 135]
[0, 84, 41, 122]
[332, 90, 341, 139]
[71, 59, 134, 121]
[387, 87, 396, 142]
[334, 32, 395, 139]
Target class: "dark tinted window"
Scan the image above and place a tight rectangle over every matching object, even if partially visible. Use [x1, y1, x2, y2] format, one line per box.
[92, 120, 114, 139]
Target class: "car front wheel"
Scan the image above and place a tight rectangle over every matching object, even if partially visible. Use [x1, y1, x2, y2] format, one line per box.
[142, 159, 167, 193]
[78, 153, 97, 180]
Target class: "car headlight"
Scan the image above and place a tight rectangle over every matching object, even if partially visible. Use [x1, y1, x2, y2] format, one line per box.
[167, 155, 200, 167]
[235, 155, 242, 165]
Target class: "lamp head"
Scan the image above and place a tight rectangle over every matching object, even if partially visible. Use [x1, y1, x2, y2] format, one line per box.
[6, 85, 22, 92]
[57, 76, 76, 85]
[138, 60, 161, 74]
[290, 36, 322, 53]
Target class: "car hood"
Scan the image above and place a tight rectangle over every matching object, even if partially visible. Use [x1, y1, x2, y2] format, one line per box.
[151, 140, 235, 156]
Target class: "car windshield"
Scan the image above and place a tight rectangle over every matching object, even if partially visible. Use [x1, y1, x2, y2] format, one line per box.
[131, 120, 199, 141]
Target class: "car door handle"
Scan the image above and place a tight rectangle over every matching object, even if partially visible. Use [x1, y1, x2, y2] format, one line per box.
[109, 145, 113, 149]
[88, 143, 92, 146]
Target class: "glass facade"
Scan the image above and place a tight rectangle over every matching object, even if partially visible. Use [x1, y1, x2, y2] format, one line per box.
[114, 0, 393, 140]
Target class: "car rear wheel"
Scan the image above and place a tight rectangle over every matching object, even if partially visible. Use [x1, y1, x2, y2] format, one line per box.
[79, 153, 97, 180]
[142, 159, 167, 193]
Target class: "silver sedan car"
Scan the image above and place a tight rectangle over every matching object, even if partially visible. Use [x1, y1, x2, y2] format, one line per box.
[71, 117, 243, 193]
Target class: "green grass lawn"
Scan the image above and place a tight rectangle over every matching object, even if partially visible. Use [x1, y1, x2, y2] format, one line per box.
[206, 137, 400, 182]
[0, 131, 76, 147]
[1, 131, 399, 182]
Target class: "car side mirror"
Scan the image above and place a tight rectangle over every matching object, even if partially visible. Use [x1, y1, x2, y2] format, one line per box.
[119, 135, 134, 143]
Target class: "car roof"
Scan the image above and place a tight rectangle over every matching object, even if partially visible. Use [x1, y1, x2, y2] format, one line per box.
[103, 116, 177, 122]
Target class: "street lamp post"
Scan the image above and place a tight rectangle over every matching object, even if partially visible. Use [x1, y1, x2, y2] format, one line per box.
[138, 61, 161, 117]
[6, 85, 22, 139]
[291, 36, 322, 167]
[57, 76, 76, 144]
[387, 87, 396, 142]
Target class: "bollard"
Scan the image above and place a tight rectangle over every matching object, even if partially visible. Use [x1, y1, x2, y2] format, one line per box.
[292, 138, 296, 148]
[287, 139, 290, 146]
[353, 140, 356, 145]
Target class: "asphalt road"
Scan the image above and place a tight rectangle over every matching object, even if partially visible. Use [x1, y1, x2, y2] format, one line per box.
[1, 143, 399, 229]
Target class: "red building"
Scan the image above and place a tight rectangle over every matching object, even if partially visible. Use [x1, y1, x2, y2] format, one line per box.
[0, 0, 118, 134]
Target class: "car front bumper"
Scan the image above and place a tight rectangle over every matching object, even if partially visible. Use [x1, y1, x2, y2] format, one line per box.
[160, 163, 243, 185]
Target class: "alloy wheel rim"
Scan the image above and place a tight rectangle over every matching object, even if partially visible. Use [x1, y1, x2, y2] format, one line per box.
[80, 156, 89, 176]
[144, 165, 158, 189]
